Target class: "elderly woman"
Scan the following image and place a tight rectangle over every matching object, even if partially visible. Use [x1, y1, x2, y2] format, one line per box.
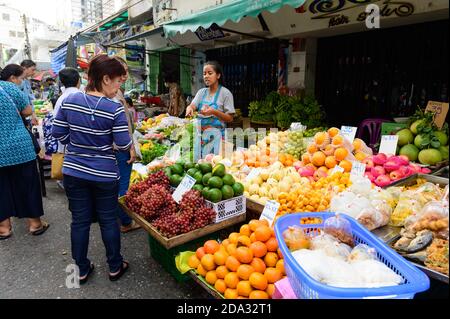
[53, 55, 132, 284]
[0, 64, 49, 240]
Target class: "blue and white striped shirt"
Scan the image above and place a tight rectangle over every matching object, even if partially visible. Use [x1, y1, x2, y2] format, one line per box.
[52, 92, 132, 182]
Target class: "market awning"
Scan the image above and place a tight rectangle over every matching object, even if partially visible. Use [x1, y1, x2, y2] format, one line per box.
[163, 0, 306, 38]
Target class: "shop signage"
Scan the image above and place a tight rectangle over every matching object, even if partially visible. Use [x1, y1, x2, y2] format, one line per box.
[379, 135, 399, 155]
[307, 0, 415, 28]
[195, 24, 225, 42]
[425, 101, 449, 129]
[260, 200, 280, 227]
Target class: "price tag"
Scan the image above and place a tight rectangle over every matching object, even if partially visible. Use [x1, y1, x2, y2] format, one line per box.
[340, 126, 358, 143]
[260, 200, 280, 227]
[350, 161, 366, 177]
[330, 165, 345, 175]
[425, 101, 449, 129]
[245, 167, 262, 182]
[172, 175, 196, 203]
[379, 135, 399, 155]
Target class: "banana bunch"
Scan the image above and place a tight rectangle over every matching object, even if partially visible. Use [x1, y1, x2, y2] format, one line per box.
[130, 170, 144, 185]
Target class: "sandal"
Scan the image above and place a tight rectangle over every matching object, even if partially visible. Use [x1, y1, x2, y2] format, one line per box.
[30, 221, 50, 236]
[0, 233, 12, 241]
[80, 263, 95, 285]
[120, 221, 141, 234]
[109, 261, 129, 282]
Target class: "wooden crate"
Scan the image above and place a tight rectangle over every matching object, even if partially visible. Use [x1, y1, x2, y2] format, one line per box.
[246, 197, 265, 221]
[119, 197, 246, 249]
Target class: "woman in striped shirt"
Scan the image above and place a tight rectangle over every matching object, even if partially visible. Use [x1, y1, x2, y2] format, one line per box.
[53, 55, 132, 284]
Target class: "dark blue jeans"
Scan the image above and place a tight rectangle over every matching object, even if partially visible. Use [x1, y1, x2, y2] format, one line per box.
[115, 151, 133, 226]
[63, 175, 123, 276]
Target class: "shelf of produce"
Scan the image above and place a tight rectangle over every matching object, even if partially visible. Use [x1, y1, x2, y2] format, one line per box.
[187, 270, 224, 299]
[386, 173, 449, 188]
[119, 197, 246, 249]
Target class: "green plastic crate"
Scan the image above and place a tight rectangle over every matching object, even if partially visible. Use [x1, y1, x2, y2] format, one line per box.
[381, 122, 408, 136]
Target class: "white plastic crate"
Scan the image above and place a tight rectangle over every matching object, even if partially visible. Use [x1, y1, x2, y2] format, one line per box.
[205, 195, 246, 223]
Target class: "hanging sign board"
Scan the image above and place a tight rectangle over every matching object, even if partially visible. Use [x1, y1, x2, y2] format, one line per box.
[195, 24, 225, 42]
[425, 101, 449, 129]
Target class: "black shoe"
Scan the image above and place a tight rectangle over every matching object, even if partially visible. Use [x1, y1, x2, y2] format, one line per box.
[109, 261, 129, 282]
[80, 264, 95, 285]
[0, 233, 12, 241]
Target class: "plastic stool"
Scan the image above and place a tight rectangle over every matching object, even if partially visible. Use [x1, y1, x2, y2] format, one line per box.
[357, 118, 391, 151]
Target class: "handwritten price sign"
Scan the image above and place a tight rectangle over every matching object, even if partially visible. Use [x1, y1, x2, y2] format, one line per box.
[260, 200, 280, 227]
[172, 175, 196, 203]
[426, 101, 449, 129]
[340, 126, 358, 143]
[351, 161, 366, 177]
[379, 135, 399, 156]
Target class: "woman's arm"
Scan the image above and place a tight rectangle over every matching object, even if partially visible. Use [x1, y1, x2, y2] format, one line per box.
[212, 109, 233, 123]
[20, 105, 33, 117]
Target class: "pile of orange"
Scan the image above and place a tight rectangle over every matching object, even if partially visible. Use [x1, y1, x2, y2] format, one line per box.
[188, 219, 285, 299]
[277, 172, 352, 215]
[278, 153, 295, 167]
[301, 128, 372, 176]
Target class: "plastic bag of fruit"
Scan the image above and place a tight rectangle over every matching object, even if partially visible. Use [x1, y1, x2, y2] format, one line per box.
[413, 182, 445, 205]
[323, 214, 354, 247]
[282, 226, 311, 251]
[348, 244, 377, 263]
[389, 190, 423, 227]
[352, 138, 373, 156]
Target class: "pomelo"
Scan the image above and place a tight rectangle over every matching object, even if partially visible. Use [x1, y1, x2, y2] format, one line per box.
[410, 119, 424, 135]
[396, 129, 414, 146]
[399, 144, 420, 162]
[434, 131, 448, 146]
[418, 149, 443, 166]
[439, 145, 449, 160]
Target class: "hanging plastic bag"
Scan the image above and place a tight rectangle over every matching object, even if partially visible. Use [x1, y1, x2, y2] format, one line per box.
[324, 214, 354, 247]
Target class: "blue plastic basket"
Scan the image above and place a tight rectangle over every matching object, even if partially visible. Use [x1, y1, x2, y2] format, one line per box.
[274, 212, 430, 299]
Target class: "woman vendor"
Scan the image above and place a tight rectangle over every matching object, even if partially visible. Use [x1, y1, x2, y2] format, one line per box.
[185, 61, 235, 155]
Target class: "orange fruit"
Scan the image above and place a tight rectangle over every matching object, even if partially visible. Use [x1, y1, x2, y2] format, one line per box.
[355, 152, 367, 161]
[264, 252, 279, 267]
[339, 160, 352, 172]
[224, 272, 239, 289]
[196, 247, 206, 260]
[224, 288, 238, 299]
[237, 264, 255, 280]
[323, 144, 335, 156]
[250, 233, 257, 243]
[214, 279, 227, 294]
[205, 270, 218, 285]
[225, 256, 241, 272]
[353, 138, 362, 150]
[332, 135, 344, 146]
[249, 290, 269, 299]
[204, 240, 220, 254]
[325, 156, 337, 169]
[237, 280, 252, 297]
[196, 264, 207, 277]
[237, 235, 252, 247]
[250, 258, 267, 274]
[264, 267, 283, 284]
[276, 259, 285, 275]
[226, 243, 238, 257]
[228, 232, 240, 244]
[328, 127, 340, 138]
[302, 153, 311, 165]
[240, 224, 251, 236]
[314, 132, 328, 145]
[259, 219, 269, 227]
[254, 226, 272, 242]
[277, 248, 284, 259]
[221, 239, 230, 248]
[201, 254, 216, 271]
[249, 272, 268, 290]
[250, 241, 268, 258]
[216, 265, 229, 279]
[249, 220, 260, 232]
[307, 143, 318, 154]
[334, 147, 349, 161]
[188, 255, 200, 269]
[266, 284, 276, 297]
[214, 250, 229, 266]
[237, 296, 248, 299]
[265, 237, 279, 252]
[311, 151, 326, 167]
[235, 246, 254, 264]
